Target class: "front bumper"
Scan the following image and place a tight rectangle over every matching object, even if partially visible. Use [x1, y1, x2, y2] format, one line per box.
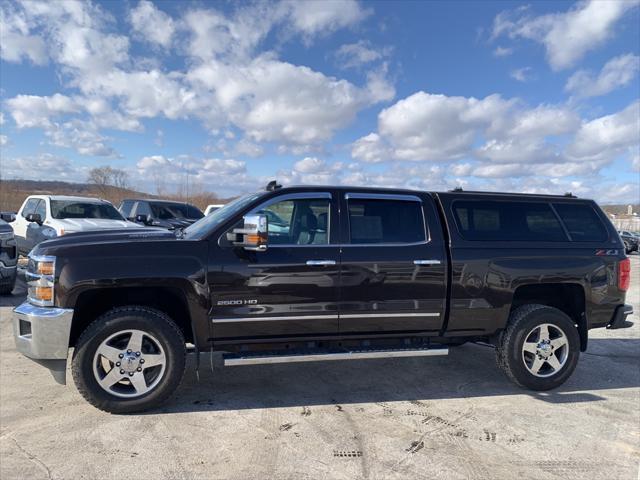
[13, 302, 73, 384]
[607, 304, 634, 329]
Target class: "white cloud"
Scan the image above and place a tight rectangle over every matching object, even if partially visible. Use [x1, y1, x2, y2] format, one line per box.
[510, 66, 533, 82]
[188, 56, 393, 145]
[6, 94, 79, 128]
[283, 0, 370, 39]
[129, 0, 175, 48]
[1, 154, 86, 181]
[293, 157, 326, 173]
[0, 3, 48, 65]
[492, 0, 639, 70]
[0, 135, 7, 146]
[568, 100, 640, 161]
[335, 40, 391, 68]
[565, 53, 640, 98]
[493, 46, 513, 57]
[361, 92, 514, 162]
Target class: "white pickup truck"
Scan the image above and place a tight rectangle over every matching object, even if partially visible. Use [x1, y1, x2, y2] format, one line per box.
[13, 195, 140, 256]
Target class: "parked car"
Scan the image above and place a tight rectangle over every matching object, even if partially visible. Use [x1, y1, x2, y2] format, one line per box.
[618, 230, 639, 254]
[119, 199, 204, 230]
[0, 217, 18, 295]
[13, 183, 633, 413]
[204, 204, 225, 216]
[12, 195, 140, 256]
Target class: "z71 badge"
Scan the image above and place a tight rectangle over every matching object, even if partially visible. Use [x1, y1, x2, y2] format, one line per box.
[216, 299, 258, 306]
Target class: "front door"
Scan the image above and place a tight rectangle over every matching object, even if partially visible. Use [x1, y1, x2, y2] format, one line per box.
[208, 192, 340, 342]
[338, 192, 447, 335]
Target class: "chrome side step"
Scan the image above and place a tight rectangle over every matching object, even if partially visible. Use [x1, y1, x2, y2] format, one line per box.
[223, 347, 448, 366]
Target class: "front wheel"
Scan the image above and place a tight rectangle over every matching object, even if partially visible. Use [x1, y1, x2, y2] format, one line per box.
[496, 304, 580, 391]
[72, 306, 186, 413]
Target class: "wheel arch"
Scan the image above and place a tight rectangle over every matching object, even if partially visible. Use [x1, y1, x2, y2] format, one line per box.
[69, 286, 194, 348]
[509, 283, 588, 351]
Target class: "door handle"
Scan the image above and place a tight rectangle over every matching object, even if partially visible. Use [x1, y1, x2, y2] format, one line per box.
[306, 260, 336, 266]
[413, 259, 441, 265]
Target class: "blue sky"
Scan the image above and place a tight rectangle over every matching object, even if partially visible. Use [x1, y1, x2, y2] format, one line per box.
[0, 0, 638, 202]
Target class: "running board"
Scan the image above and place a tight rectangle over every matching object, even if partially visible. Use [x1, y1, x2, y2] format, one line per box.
[223, 346, 449, 366]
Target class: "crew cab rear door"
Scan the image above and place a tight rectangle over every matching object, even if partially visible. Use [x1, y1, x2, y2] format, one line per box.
[338, 192, 447, 334]
[208, 191, 341, 341]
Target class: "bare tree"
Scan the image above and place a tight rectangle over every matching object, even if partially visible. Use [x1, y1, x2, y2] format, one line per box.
[87, 166, 129, 202]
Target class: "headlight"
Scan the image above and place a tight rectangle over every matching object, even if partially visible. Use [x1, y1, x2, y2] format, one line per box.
[27, 254, 56, 306]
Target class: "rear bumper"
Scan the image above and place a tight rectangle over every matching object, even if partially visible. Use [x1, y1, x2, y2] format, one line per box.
[13, 302, 73, 384]
[607, 304, 634, 329]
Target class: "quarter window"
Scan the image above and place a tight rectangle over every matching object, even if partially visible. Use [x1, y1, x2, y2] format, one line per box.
[552, 203, 608, 242]
[347, 199, 425, 244]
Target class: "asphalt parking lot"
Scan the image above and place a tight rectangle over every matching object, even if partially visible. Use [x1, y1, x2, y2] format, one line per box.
[1, 257, 638, 480]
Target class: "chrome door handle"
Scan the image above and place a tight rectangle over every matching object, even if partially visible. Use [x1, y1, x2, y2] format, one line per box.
[413, 260, 441, 265]
[306, 260, 336, 266]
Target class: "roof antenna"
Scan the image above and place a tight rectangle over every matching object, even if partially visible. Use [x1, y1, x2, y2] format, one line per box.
[266, 180, 282, 191]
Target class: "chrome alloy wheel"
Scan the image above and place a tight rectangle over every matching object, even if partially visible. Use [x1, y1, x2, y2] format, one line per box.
[92, 329, 166, 398]
[521, 323, 569, 378]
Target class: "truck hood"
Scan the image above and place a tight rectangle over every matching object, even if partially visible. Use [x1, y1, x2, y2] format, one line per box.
[50, 218, 140, 232]
[33, 227, 176, 252]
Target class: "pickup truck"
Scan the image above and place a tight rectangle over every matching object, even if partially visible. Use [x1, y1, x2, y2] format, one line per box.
[13, 183, 633, 413]
[13, 195, 140, 256]
[0, 217, 18, 295]
[118, 198, 204, 230]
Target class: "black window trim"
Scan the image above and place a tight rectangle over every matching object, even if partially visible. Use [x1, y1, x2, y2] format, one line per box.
[344, 192, 429, 247]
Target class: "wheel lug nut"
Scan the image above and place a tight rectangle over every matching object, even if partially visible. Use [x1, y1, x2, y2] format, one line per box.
[120, 369, 124, 374]
[129, 372, 134, 377]
[118, 354, 124, 359]
[140, 359, 145, 364]
[135, 352, 140, 356]
[127, 349, 132, 353]
[137, 367, 142, 372]
[116, 362, 121, 367]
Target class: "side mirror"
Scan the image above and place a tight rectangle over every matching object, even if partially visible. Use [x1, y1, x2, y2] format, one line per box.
[135, 214, 150, 225]
[0, 212, 16, 223]
[226, 214, 268, 251]
[26, 213, 43, 225]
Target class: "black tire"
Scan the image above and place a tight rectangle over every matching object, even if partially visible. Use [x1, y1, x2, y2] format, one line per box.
[496, 304, 580, 391]
[0, 273, 16, 295]
[72, 306, 186, 414]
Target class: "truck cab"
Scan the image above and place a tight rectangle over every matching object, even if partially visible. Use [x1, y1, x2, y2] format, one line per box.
[12, 183, 633, 413]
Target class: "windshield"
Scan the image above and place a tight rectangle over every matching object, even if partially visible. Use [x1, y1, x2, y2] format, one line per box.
[183, 192, 266, 239]
[50, 200, 125, 220]
[150, 202, 203, 220]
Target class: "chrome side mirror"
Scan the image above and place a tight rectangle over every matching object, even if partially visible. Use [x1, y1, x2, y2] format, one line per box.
[227, 214, 268, 251]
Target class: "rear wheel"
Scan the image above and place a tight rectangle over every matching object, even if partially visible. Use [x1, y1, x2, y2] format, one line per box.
[72, 306, 186, 413]
[496, 304, 580, 391]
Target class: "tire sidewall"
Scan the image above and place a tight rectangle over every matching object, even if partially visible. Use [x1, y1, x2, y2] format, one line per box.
[505, 307, 580, 390]
[73, 310, 185, 413]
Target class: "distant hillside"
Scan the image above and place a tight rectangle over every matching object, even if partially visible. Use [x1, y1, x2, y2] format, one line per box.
[0, 179, 228, 213]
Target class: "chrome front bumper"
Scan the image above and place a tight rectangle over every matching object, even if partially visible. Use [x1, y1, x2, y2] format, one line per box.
[13, 302, 73, 384]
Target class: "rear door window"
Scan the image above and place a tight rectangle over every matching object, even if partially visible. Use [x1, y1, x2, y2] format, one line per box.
[452, 201, 567, 241]
[347, 198, 425, 244]
[552, 203, 608, 242]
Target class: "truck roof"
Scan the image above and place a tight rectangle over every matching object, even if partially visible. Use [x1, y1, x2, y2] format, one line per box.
[27, 195, 111, 203]
[279, 185, 584, 201]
